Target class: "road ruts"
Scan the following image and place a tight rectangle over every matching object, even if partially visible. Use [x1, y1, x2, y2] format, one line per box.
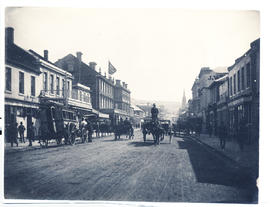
[4, 130, 257, 203]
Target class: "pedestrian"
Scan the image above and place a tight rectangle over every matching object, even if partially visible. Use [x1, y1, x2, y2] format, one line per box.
[28, 122, 35, 147]
[10, 122, 19, 147]
[86, 120, 93, 142]
[168, 126, 173, 144]
[207, 123, 213, 138]
[218, 122, 227, 150]
[18, 122, 26, 143]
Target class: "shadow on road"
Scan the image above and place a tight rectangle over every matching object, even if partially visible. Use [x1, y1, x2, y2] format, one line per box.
[128, 141, 155, 147]
[177, 138, 257, 194]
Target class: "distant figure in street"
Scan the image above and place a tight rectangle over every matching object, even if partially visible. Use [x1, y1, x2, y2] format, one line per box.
[86, 120, 93, 142]
[238, 118, 246, 151]
[168, 126, 173, 144]
[218, 122, 227, 150]
[18, 122, 25, 143]
[151, 103, 159, 122]
[28, 122, 35, 147]
[10, 122, 18, 147]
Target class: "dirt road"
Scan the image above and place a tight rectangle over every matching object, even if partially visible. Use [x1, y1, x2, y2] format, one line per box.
[4, 130, 256, 203]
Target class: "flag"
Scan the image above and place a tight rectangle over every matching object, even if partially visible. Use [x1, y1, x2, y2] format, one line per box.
[108, 61, 117, 75]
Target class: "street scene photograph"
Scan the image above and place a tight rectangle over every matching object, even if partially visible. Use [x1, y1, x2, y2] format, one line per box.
[2, 7, 260, 205]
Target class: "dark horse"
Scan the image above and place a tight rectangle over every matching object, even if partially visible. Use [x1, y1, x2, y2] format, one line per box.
[142, 121, 165, 145]
[114, 123, 134, 140]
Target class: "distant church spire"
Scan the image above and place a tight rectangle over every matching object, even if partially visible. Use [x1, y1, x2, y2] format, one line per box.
[181, 89, 186, 110]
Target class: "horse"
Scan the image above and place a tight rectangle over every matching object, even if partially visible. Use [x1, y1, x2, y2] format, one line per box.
[142, 121, 165, 145]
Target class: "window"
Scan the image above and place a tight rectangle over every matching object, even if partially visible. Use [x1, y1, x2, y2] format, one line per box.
[43, 72, 48, 91]
[237, 70, 240, 92]
[246, 63, 251, 88]
[5, 67, 11, 91]
[241, 67, 245, 90]
[31, 76, 35, 96]
[233, 74, 236, 94]
[56, 77, 60, 95]
[19, 71, 24, 94]
[67, 81, 70, 97]
[62, 79, 65, 97]
[79, 91, 82, 101]
[50, 74, 54, 93]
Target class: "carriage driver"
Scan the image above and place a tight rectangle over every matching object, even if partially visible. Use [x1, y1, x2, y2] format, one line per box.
[124, 118, 131, 127]
[151, 103, 159, 122]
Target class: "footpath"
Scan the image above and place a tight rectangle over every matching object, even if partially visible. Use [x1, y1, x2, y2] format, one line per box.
[188, 133, 259, 176]
[4, 128, 142, 154]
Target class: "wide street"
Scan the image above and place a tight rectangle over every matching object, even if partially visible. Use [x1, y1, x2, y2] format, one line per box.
[4, 130, 257, 203]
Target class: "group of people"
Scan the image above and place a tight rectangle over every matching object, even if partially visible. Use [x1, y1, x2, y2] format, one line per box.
[7, 121, 36, 147]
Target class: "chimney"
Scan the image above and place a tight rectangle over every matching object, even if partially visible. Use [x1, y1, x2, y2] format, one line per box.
[76, 52, 82, 62]
[5, 27, 14, 45]
[122, 82, 125, 87]
[89, 62, 97, 71]
[44, 50, 48, 61]
[116, 79, 121, 86]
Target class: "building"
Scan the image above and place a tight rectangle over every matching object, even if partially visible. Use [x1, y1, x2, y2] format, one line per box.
[113, 79, 131, 122]
[193, 67, 227, 132]
[208, 74, 228, 136]
[5, 27, 42, 139]
[227, 38, 260, 143]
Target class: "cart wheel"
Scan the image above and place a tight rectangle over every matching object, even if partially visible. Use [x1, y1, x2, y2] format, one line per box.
[70, 133, 76, 145]
[56, 137, 62, 145]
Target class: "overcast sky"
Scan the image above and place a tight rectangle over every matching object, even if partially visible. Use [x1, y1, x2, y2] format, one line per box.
[5, 8, 259, 103]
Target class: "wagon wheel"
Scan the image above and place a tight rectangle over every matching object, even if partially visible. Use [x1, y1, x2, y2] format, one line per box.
[69, 133, 76, 145]
[56, 137, 62, 145]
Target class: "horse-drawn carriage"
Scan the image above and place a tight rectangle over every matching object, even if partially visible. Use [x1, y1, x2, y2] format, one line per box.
[141, 117, 165, 145]
[114, 120, 134, 140]
[38, 102, 90, 147]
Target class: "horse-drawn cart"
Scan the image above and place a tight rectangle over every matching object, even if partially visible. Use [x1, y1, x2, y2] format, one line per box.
[141, 117, 165, 145]
[38, 101, 88, 147]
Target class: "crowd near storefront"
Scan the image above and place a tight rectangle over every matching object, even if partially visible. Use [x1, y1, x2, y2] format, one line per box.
[180, 38, 260, 149]
[4, 27, 146, 146]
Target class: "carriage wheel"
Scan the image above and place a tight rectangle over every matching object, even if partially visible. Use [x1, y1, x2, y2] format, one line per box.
[56, 137, 62, 145]
[69, 133, 76, 145]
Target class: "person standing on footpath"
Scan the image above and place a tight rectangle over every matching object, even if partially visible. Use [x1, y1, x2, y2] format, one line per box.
[86, 120, 93, 142]
[28, 122, 35, 147]
[10, 122, 19, 147]
[18, 122, 25, 143]
[218, 122, 227, 150]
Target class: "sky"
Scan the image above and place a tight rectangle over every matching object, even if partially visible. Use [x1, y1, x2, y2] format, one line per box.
[5, 8, 260, 103]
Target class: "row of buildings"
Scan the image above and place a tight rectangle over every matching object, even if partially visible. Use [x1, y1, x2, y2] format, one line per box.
[4, 27, 145, 139]
[185, 38, 260, 143]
